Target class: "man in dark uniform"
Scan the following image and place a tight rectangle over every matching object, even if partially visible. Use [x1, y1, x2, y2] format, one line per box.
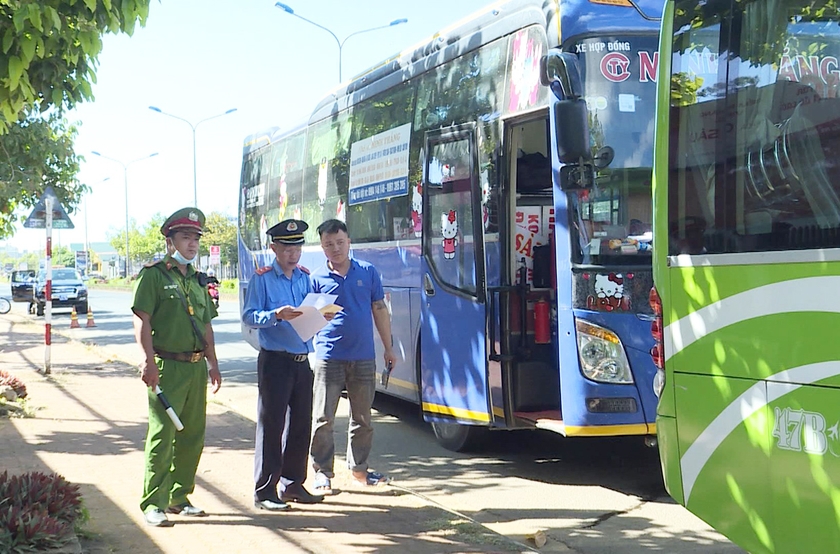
[242, 219, 325, 510]
[133, 207, 222, 527]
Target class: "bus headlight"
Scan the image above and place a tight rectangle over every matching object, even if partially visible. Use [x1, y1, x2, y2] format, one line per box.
[653, 368, 665, 397]
[575, 319, 633, 384]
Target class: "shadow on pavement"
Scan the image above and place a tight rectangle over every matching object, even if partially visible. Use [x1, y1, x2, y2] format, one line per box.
[368, 394, 743, 554]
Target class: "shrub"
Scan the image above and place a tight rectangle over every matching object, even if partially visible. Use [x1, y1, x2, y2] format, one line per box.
[0, 369, 27, 399]
[220, 278, 237, 291]
[0, 505, 72, 553]
[0, 471, 85, 554]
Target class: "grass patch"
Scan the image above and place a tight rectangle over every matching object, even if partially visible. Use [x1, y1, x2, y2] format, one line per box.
[424, 516, 523, 551]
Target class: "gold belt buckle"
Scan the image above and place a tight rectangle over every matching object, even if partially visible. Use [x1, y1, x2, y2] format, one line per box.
[190, 352, 203, 363]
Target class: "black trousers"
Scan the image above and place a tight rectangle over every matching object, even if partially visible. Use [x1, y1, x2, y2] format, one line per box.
[254, 349, 313, 501]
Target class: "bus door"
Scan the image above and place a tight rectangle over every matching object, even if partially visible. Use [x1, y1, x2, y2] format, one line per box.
[503, 113, 563, 429]
[419, 124, 492, 430]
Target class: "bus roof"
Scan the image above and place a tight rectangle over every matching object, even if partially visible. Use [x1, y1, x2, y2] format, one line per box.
[308, 0, 663, 124]
[309, 0, 557, 122]
[241, 122, 306, 155]
[241, 0, 664, 153]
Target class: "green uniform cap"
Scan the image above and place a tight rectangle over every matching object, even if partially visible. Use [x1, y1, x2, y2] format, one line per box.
[161, 207, 206, 237]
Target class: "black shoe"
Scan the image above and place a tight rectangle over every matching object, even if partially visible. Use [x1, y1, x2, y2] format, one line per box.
[281, 485, 324, 504]
[254, 498, 290, 511]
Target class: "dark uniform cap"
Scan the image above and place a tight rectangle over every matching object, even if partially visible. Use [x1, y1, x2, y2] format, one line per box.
[160, 207, 206, 237]
[267, 219, 308, 244]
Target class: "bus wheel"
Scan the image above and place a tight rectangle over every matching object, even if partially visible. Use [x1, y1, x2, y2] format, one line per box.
[430, 421, 486, 452]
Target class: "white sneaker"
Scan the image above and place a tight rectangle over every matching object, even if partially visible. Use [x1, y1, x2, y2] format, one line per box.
[144, 508, 174, 527]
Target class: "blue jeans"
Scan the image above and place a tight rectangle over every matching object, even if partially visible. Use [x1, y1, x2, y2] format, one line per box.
[310, 359, 376, 476]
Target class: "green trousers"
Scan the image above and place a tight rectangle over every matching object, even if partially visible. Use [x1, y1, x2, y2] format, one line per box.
[140, 358, 208, 513]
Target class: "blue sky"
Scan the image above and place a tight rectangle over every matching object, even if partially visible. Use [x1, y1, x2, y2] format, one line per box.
[6, 0, 495, 252]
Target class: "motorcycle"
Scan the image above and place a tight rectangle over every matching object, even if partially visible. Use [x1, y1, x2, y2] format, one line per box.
[207, 282, 220, 308]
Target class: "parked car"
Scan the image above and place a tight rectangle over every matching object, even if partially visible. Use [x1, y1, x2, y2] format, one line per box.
[33, 269, 88, 316]
[87, 272, 108, 284]
[10, 270, 36, 303]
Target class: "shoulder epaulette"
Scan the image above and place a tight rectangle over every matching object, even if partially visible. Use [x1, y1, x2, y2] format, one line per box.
[144, 260, 162, 268]
[297, 264, 310, 275]
[255, 266, 272, 275]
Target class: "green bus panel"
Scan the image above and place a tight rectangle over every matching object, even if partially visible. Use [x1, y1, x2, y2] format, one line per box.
[672, 360, 840, 553]
[675, 373, 773, 554]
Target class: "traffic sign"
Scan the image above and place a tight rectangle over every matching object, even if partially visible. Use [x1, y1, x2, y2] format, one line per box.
[209, 245, 220, 265]
[75, 251, 88, 275]
[23, 186, 75, 229]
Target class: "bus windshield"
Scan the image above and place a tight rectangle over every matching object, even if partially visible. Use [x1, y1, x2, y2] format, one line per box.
[570, 34, 658, 265]
[669, 0, 840, 254]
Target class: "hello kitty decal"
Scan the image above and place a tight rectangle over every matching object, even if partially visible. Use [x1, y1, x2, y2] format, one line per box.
[411, 183, 423, 238]
[587, 273, 631, 312]
[441, 210, 458, 259]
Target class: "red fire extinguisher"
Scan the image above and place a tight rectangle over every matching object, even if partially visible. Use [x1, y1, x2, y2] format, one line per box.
[534, 298, 550, 344]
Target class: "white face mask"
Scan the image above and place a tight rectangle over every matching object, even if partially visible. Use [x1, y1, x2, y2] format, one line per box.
[171, 248, 198, 266]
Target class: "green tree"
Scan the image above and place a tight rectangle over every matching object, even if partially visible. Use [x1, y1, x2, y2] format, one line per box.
[107, 213, 166, 270]
[134, 213, 166, 264]
[202, 212, 238, 268]
[0, 0, 151, 130]
[0, 112, 84, 238]
[0, 250, 38, 271]
[0, 0, 151, 240]
[107, 220, 139, 266]
[51, 244, 74, 267]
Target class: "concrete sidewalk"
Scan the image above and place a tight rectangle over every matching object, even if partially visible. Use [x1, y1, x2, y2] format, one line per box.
[0, 313, 531, 554]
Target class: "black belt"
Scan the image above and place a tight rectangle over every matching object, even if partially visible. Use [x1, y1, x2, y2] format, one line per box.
[155, 349, 205, 363]
[263, 349, 308, 363]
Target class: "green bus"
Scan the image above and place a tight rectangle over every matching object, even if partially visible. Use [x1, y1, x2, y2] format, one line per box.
[650, 0, 840, 551]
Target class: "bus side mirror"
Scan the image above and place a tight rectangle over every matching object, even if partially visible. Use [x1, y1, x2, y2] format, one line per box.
[540, 51, 583, 97]
[541, 50, 596, 190]
[553, 99, 590, 164]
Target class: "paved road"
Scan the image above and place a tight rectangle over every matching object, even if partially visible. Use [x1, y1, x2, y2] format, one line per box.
[1, 283, 745, 553]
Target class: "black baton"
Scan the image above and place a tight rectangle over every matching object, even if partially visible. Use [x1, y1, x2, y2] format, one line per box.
[154, 385, 184, 431]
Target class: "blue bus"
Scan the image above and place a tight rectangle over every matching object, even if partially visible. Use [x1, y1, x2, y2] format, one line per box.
[238, 0, 663, 451]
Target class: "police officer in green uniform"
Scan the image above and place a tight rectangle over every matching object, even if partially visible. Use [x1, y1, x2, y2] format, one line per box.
[132, 207, 222, 527]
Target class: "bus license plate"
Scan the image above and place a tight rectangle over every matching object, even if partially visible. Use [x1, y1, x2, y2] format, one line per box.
[59, 295, 67, 301]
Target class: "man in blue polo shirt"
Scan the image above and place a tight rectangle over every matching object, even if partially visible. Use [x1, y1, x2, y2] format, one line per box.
[242, 218, 325, 510]
[309, 219, 397, 494]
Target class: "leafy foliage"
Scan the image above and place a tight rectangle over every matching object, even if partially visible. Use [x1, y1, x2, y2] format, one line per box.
[202, 211, 238, 268]
[0, 368, 27, 398]
[0, 0, 152, 240]
[671, 72, 704, 107]
[0, 506, 72, 553]
[51, 245, 75, 268]
[0, 112, 84, 239]
[107, 213, 166, 271]
[0, 471, 84, 524]
[0, 250, 38, 271]
[0, 471, 86, 553]
[0, 0, 151, 131]
[107, 211, 239, 270]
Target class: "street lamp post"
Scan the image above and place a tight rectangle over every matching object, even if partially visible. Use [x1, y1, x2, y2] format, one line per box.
[90, 152, 158, 278]
[147, 107, 237, 208]
[274, 3, 407, 82]
[85, 177, 110, 276]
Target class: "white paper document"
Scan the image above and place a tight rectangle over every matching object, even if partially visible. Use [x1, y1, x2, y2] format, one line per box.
[287, 293, 340, 342]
